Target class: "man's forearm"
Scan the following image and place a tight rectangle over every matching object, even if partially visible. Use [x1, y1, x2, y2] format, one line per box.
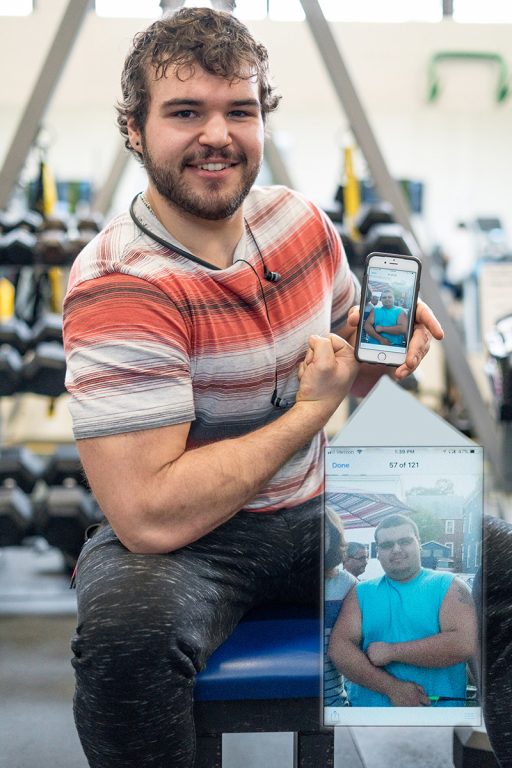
[385, 631, 475, 668]
[375, 324, 403, 335]
[363, 323, 384, 343]
[153, 402, 330, 544]
[328, 639, 397, 698]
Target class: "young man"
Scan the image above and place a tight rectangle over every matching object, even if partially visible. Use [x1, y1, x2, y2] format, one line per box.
[329, 514, 477, 707]
[63, 9, 442, 766]
[364, 287, 407, 347]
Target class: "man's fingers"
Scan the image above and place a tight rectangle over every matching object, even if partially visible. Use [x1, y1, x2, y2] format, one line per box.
[328, 332, 353, 354]
[307, 335, 337, 366]
[416, 300, 444, 341]
[347, 305, 360, 327]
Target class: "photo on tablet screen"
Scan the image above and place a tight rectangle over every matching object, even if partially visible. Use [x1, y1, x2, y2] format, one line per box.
[323, 446, 483, 727]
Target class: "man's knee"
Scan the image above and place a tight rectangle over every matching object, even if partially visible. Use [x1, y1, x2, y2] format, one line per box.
[72, 545, 212, 686]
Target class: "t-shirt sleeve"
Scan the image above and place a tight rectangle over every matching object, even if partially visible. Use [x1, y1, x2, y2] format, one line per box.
[63, 272, 195, 439]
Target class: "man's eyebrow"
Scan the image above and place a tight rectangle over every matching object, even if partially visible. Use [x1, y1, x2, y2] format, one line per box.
[160, 99, 202, 110]
[230, 99, 261, 108]
[159, 98, 261, 110]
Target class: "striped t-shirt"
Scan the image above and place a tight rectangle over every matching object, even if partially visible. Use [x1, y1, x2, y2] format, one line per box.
[63, 185, 358, 512]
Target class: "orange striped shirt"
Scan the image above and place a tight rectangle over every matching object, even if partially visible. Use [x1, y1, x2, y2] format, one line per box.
[63, 186, 357, 511]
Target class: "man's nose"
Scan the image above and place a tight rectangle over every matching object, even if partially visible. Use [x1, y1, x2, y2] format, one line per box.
[391, 542, 401, 552]
[199, 114, 232, 147]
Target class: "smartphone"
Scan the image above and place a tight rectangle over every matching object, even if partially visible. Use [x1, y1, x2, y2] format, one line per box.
[323, 444, 483, 728]
[355, 252, 421, 367]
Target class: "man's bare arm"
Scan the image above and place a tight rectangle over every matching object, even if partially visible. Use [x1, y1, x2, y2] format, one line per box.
[367, 578, 477, 669]
[77, 334, 358, 555]
[363, 309, 391, 345]
[328, 588, 431, 706]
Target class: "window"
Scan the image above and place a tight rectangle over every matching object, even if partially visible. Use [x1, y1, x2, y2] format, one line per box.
[234, 0, 267, 19]
[95, 0, 161, 18]
[319, 0, 442, 22]
[270, 0, 304, 21]
[236, 0, 305, 21]
[444, 542, 454, 557]
[445, 520, 455, 534]
[0, 0, 33, 15]
[454, 0, 512, 22]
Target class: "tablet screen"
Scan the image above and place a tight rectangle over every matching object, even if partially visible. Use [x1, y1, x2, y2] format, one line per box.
[323, 445, 482, 727]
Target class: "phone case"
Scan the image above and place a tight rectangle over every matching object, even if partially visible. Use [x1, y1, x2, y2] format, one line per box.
[355, 252, 422, 365]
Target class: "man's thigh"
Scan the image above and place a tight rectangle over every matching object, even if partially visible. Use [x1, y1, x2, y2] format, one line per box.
[73, 498, 322, 669]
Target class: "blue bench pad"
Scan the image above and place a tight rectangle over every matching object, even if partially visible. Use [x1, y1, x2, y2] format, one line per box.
[195, 606, 321, 702]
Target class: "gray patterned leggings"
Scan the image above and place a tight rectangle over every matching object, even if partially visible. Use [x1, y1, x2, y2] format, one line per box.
[71, 498, 321, 767]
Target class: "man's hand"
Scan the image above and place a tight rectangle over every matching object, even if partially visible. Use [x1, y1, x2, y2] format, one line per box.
[387, 679, 431, 707]
[296, 333, 359, 419]
[367, 641, 395, 667]
[345, 299, 444, 380]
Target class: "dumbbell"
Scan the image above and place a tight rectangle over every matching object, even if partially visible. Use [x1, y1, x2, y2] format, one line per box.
[0, 445, 43, 546]
[333, 223, 366, 275]
[0, 228, 37, 266]
[363, 223, 415, 257]
[63, 214, 103, 262]
[355, 202, 395, 236]
[19, 311, 65, 398]
[21, 341, 66, 398]
[37, 484, 101, 568]
[38, 446, 101, 568]
[0, 484, 34, 546]
[0, 210, 43, 234]
[31, 312, 63, 346]
[0, 316, 32, 354]
[0, 345, 22, 395]
[35, 216, 71, 266]
[0, 445, 45, 493]
[40, 443, 101, 564]
[0, 315, 65, 398]
[44, 443, 87, 488]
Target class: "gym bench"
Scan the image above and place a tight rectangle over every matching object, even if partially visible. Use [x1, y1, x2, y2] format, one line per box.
[193, 603, 334, 768]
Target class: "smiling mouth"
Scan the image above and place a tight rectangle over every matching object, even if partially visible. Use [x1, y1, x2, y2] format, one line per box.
[196, 162, 234, 171]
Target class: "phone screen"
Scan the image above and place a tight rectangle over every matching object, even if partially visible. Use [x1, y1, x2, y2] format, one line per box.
[323, 445, 483, 727]
[357, 258, 420, 364]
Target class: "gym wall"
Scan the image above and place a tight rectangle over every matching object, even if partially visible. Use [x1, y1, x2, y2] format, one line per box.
[0, 0, 510, 245]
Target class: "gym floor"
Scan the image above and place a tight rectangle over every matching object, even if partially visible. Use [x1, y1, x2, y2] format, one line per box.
[1, 544, 460, 768]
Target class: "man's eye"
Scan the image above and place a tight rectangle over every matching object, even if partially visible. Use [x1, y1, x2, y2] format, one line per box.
[172, 110, 196, 119]
[229, 110, 250, 118]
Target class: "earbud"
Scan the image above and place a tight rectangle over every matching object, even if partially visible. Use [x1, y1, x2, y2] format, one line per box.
[271, 390, 289, 408]
[264, 266, 281, 283]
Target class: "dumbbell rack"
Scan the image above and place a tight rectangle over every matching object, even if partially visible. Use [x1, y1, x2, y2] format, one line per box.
[0, 207, 104, 575]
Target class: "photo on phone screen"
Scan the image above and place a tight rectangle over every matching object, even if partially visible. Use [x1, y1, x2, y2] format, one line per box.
[323, 446, 483, 727]
[356, 253, 421, 366]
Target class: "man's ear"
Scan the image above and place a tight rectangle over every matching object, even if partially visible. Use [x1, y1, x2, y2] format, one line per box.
[127, 118, 143, 154]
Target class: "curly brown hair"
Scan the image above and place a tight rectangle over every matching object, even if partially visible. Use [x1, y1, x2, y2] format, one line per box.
[116, 7, 281, 160]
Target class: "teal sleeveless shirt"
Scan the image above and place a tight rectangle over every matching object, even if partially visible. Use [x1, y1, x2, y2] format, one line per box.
[367, 305, 405, 345]
[350, 568, 467, 707]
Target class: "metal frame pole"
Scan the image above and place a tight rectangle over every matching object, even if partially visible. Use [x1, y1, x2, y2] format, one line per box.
[0, 0, 92, 210]
[92, 144, 131, 217]
[264, 136, 295, 189]
[299, 0, 506, 484]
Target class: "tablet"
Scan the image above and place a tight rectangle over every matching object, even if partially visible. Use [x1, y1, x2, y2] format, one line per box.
[323, 445, 483, 727]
